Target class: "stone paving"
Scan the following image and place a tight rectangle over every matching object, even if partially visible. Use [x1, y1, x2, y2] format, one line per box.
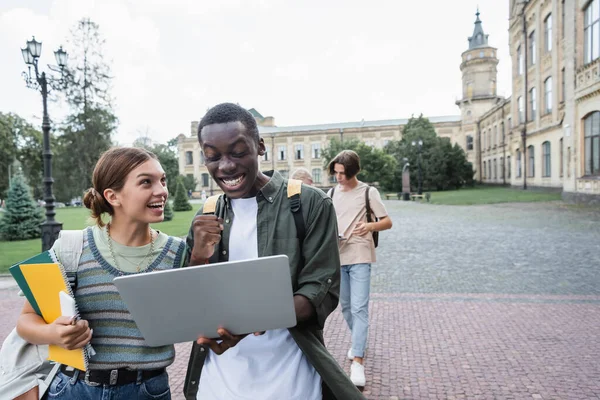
[1, 200, 600, 399]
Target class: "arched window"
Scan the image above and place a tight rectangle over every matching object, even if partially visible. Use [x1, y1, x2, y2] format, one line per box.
[584, 0, 600, 64]
[528, 145, 535, 177]
[516, 149, 522, 178]
[584, 111, 600, 175]
[544, 77, 553, 114]
[542, 141, 551, 177]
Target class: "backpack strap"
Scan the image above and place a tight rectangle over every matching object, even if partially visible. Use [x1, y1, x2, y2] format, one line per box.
[287, 179, 305, 246]
[202, 195, 221, 214]
[364, 186, 379, 248]
[55, 229, 85, 289]
[328, 185, 335, 199]
[364, 186, 372, 223]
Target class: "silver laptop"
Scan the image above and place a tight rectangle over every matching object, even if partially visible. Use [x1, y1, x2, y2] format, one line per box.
[113, 255, 297, 347]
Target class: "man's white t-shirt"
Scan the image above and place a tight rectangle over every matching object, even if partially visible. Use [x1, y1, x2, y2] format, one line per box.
[197, 197, 322, 400]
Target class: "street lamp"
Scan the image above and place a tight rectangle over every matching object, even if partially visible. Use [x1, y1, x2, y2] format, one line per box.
[21, 36, 68, 251]
[411, 139, 423, 195]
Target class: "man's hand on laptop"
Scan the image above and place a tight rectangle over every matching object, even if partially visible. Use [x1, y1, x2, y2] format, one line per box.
[197, 328, 265, 355]
[191, 215, 224, 263]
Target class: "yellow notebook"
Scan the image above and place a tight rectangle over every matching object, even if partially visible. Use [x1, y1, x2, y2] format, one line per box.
[16, 262, 88, 371]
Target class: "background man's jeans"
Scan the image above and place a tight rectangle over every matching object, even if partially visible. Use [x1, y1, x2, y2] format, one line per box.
[340, 263, 371, 358]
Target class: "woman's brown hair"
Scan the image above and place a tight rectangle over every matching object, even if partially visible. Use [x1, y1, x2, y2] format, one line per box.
[328, 150, 361, 179]
[83, 147, 158, 227]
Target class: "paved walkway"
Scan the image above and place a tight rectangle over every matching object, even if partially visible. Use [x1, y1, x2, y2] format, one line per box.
[1, 201, 599, 399]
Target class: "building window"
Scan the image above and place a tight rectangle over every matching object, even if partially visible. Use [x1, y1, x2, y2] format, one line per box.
[559, 138, 564, 177]
[517, 45, 524, 75]
[466, 135, 474, 150]
[479, 51, 485, 58]
[562, 0, 565, 38]
[483, 161, 487, 179]
[493, 159, 497, 179]
[584, 0, 600, 64]
[529, 87, 537, 121]
[488, 130, 492, 150]
[311, 143, 321, 159]
[488, 161, 492, 180]
[528, 145, 535, 177]
[517, 149, 522, 177]
[329, 174, 337, 184]
[501, 156, 505, 178]
[508, 117, 512, 130]
[529, 30, 536, 66]
[279, 170, 289, 179]
[278, 145, 286, 161]
[542, 141, 551, 177]
[518, 96, 524, 123]
[584, 111, 600, 175]
[508, 155, 511, 178]
[185, 151, 193, 165]
[494, 126, 498, 147]
[295, 144, 304, 160]
[201, 173, 209, 187]
[544, 77, 553, 114]
[312, 168, 322, 184]
[263, 146, 269, 161]
[544, 14, 553, 52]
[561, 68, 565, 103]
[567, 147, 571, 177]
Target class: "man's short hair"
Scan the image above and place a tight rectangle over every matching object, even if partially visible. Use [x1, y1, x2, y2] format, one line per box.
[197, 103, 260, 143]
[291, 167, 313, 184]
[328, 150, 360, 179]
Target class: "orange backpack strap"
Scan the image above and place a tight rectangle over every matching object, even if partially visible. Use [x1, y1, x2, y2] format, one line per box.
[202, 195, 221, 214]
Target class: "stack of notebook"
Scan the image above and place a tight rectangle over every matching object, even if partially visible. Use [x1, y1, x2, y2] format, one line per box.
[10, 251, 89, 371]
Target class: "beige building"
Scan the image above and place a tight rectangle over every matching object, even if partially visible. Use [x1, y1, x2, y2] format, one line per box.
[178, 0, 600, 203]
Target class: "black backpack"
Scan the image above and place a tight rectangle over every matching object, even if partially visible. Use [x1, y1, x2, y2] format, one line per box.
[330, 185, 379, 248]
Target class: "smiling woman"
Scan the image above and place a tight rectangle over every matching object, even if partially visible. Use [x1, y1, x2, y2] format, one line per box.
[15, 146, 186, 400]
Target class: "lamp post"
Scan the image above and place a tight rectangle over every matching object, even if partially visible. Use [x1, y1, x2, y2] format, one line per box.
[21, 36, 68, 251]
[411, 139, 423, 195]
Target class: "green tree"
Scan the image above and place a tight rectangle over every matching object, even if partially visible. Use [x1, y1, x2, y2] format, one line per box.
[173, 176, 192, 212]
[153, 143, 179, 197]
[0, 113, 44, 199]
[163, 199, 174, 221]
[0, 113, 19, 197]
[54, 18, 116, 202]
[181, 174, 198, 193]
[0, 174, 44, 241]
[385, 114, 474, 192]
[321, 138, 397, 190]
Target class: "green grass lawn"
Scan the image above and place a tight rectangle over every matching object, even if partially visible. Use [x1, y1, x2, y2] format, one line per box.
[425, 186, 562, 205]
[0, 206, 200, 274]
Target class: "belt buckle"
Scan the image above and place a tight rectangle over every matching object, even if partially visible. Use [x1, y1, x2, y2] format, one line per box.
[109, 369, 119, 385]
[84, 370, 101, 387]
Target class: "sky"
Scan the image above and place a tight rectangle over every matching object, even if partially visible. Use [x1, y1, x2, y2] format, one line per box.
[0, 0, 512, 146]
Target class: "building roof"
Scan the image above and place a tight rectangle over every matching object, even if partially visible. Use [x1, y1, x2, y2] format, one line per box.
[248, 108, 264, 119]
[258, 115, 461, 135]
[468, 9, 490, 49]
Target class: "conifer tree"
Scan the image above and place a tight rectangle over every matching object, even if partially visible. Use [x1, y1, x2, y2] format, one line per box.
[163, 199, 174, 221]
[173, 177, 192, 212]
[0, 175, 44, 241]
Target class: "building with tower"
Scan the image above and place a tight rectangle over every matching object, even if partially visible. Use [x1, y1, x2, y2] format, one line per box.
[178, 1, 599, 203]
